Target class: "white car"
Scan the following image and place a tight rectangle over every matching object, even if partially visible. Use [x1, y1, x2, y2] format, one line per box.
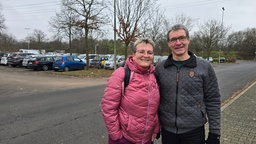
[0, 53, 11, 65]
[207, 57, 214, 63]
[104, 55, 125, 69]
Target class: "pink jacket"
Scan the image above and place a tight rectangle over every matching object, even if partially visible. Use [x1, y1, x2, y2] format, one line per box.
[102, 56, 160, 144]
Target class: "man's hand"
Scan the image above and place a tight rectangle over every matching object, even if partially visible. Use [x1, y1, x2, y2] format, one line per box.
[206, 132, 220, 144]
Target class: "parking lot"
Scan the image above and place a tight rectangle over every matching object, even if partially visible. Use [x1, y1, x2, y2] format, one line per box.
[0, 65, 108, 97]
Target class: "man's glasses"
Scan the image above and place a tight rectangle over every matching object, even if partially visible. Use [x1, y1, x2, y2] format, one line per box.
[169, 36, 187, 43]
[136, 50, 154, 56]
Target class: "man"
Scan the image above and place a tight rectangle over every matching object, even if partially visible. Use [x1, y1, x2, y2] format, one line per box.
[155, 24, 221, 144]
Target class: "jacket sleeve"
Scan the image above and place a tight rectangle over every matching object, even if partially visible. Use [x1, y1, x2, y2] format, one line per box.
[204, 65, 221, 135]
[101, 68, 125, 140]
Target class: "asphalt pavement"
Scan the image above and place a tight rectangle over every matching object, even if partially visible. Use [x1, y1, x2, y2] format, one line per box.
[1, 62, 255, 144]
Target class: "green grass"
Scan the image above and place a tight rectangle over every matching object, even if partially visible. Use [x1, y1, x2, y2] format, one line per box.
[51, 68, 114, 78]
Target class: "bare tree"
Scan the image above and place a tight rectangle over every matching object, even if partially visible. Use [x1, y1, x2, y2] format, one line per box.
[29, 29, 47, 50]
[226, 28, 256, 60]
[31, 29, 46, 42]
[65, 0, 107, 70]
[0, 33, 16, 52]
[111, 0, 156, 58]
[0, 5, 6, 35]
[142, 8, 164, 40]
[49, 0, 81, 55]
[170, 14, 194, 31]
[226, 31, 244, 53]
[194, 20, 229, 58]
[141, 8, 167, 55]
[88, 27, 105, 54]
[241, 28, 256, 59]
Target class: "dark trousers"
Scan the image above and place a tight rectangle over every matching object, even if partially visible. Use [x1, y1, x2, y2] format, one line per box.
[161, 126, 205, 144]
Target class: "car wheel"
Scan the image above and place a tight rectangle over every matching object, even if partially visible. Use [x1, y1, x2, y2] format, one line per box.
[64, 67, 69, 72]
[42, 65, 49, 71]
[18, 62, 23, 67]
[8, 64, 16, 67]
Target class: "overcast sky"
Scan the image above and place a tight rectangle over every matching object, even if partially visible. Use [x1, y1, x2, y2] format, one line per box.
[1, 0, 256, 41]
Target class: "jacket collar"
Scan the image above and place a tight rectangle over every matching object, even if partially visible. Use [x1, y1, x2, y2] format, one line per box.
[164, 51, 197, 68]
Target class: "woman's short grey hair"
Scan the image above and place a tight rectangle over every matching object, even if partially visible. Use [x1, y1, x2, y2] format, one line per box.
[167, 24, 190, 41]
[133, 37, 155, 52]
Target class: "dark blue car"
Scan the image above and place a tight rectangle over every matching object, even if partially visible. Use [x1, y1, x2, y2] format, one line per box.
[53, 55, 86, 71]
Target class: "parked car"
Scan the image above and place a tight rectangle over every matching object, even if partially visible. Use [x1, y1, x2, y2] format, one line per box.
[53, 55, 86, 71]
[7, 52, 34, 67]
[27, 56, 55, 71]
[153, 55, 161, 66]
[219, 57, 225, 63]
[154, 55, 168, 66]
[78, 54, 98, 66]
[90, 55, 109, 69]
[22, 54, 41, 68]
[0, 52, 11, 65]
[0, 52, 5, 61]
[104, 55, 125, 70]
[207, 57, 214, 63]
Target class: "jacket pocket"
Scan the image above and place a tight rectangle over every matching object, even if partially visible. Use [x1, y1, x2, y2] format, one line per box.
[126, 115, 144, 134]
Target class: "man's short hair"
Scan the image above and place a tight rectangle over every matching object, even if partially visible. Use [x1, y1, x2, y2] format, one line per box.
[167, 24, 190, 42]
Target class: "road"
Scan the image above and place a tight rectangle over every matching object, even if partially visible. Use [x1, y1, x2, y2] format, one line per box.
[0, 60, 256, 144]
[213, 60, 256, 102]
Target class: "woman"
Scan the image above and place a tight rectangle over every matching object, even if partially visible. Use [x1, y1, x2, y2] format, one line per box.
[101, 38, 160, 144]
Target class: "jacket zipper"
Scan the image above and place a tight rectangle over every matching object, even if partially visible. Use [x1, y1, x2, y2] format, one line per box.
[175, 69, 179, 134]
[142, 73, 151, 143]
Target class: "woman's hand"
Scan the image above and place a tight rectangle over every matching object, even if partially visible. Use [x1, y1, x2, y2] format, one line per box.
[151, 133, 157, 141]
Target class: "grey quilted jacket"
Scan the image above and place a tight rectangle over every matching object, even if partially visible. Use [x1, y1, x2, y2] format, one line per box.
[155, 51, 221, 135]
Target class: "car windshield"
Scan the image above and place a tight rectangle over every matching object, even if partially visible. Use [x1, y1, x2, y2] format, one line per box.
[11, 53, 18, 57]
[78, 55, 85, 59]
[108, 56, 115, 61]
[55, 56, 63, 61]
[89, 55, 97, 59]
[93, 56, 101, 61]
[74, 56, 81, 61]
